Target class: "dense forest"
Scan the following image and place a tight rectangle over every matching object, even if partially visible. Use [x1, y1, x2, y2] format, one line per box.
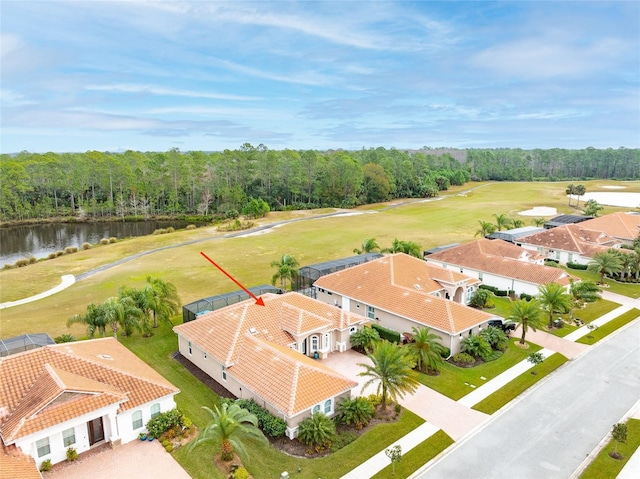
[0, 145, 638, 222]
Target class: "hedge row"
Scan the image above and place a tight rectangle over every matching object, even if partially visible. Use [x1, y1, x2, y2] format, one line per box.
[371, 323, 401, 343]
[226, 398, 287, 438]
[567, 262, 588, 270]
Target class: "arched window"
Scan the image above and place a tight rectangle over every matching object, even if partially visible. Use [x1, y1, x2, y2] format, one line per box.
[312, 404, 321, 414]
[132, 411, 143, 430]
[150, 403, 161, 419]
[310, 335, 319, 352]
[323, 399, 332, 414]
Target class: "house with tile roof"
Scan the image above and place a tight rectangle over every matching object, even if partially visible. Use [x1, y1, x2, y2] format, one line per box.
[516, 223, 623, 265]
[312, 253, 499, 356]
[173, 292, 367, 439]
[425, 239, 576, 295]
[0, 338, 179, 475]
[578, 212, 640, 243]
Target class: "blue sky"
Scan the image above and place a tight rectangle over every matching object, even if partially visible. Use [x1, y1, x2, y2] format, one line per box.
[1, 1, 639, 153]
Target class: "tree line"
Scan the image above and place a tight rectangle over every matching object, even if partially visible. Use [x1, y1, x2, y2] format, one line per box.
[1, 145, 637, 222]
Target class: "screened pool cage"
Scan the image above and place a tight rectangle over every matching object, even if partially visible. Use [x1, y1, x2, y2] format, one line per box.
[0, 333, 56, 357]
[182, 284, 283, 323]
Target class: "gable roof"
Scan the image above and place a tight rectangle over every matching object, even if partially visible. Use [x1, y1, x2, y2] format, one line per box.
[0, 444, 41, 479]
[518, 223, 618, 256]
[578, 212, 640, 242]
[313, 254, 494, 334]
[174, 293, 361, 417]
[426, 239, 575, 286]
[0, 338, 179, 444]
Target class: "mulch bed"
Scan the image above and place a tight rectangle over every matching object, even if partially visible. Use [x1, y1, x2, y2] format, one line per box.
[173, 352, 236, 399]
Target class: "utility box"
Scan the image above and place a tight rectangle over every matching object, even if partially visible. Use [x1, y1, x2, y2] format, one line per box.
[281, 473, 289, 479]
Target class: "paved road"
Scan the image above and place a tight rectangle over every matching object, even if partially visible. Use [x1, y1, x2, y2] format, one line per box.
[413, 320, 640, 479]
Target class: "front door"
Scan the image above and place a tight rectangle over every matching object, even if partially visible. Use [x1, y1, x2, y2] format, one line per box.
[87, 417, 104, 446]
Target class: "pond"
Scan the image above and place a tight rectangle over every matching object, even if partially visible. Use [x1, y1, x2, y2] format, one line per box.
[0, 220, 198, 268]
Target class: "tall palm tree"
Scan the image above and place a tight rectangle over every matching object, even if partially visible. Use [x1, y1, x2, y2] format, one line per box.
[532, 217, 546, 227]
[270, 254, 299, 290]
[507, 299, 545, 345]
[574, 184, 586, 207]
[67, 303, 108, 338]
[189, 403, 267, 462]
[565, 184, 575, 206]
[119, 285, 153, 336]
[353, 238, 380, 255]
[492, 213, 512, 232]
[475, 220, 497, 238]
[568, 279, 602, 321]
[358, 340, 419, 411]
[406, 327, 446, 374]
[587, 251, 623, 284]
[102, 296, 144, 339]
[538, 282, 571, 328]
[383, 238, 422, 258]
[144, 276, 181, 328]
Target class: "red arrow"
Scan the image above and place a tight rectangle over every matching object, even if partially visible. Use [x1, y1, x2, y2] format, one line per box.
[200, 251, 265, 306]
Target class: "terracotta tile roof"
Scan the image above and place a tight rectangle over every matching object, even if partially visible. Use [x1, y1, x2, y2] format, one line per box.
[313, 254, 494, 334]
[579, 212, 640, 241]
[518, 224, 618, 256]
[173, 293, 363, 416]
[0, 443, 41, 479]
[174, 292, 368, 366]
[229, 336, 356, 417]
[426, 239, 575, 286]
[0, 338, 179, 444]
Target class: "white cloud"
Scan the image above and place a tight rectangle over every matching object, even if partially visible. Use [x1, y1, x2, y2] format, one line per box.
[85, 84, 259, 101]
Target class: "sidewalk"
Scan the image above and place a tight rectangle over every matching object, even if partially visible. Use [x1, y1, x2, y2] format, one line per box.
[0, 275, 75, 309]
[616, 404, 640, 479]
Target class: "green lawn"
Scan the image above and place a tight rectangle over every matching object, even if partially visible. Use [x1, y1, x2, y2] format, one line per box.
[370, 430, 454, 479]
[416, 339, 541, 400]
[580, 419, 640, 479]
[472, 353, 568, 414]
[576, 309, 640, 345]
[119, 320, 426, 479]
[561, 267, 640, 299]
[544, 299, 619, 338]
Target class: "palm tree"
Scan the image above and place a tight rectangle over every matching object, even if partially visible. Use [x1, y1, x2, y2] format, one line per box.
[350, 326, 380, 353]
[574, 184, 586, 207]
[492, 213, 512, 231]
[475, 220, 497, 238]
[119, 285, 154, 336]
[511, 218, 525, 228]
[532, 217, 546, 227]
[383, 238, 422, 258]
[507, 299, 545, 345]
[189, 403, 267, 462]
[461, 335, 492, 361]
[588, 251, 623, 284]
[67, 303, 108, 338]
[538, 282, 571, 329]
[270, 254, 299, 290]
[143, 276, 181, 328]
[406, 327, 446, 374]
[358, 340, 419, 411]
[102, 296, 145, 339]
[353, 238, 380, 255]
[565, 184, 575, 206]
[584, 199, 603, 217]
[336, 397, 375, 429]
[568, 279, 602, 321]
[297, 412, 336, 447]
[480, 326, 509, 351]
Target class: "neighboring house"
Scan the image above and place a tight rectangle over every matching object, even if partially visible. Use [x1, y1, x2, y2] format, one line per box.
[517, 223, 621, 265]
[173, 292, 367, 439]
[0, 338, 179, 476]
[425, 239, 576, 296]
[486, 226, 545, 243]
[578, 212, 640, 244]
[312, 253, 499, 356]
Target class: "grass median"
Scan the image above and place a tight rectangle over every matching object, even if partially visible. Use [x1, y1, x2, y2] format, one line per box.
[576, 309, 640, 345]
[580, 418, 640, 479]
[471, 353, 568, 414]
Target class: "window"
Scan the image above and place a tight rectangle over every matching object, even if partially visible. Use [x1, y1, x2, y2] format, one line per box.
[478, 272, 483, 281]
[349, 326, 357, 335]
[311, 336, 319, 352]
[367, 306, 375, 319]
[132, 410, 143, 430]
[323, 334, 329, 349]
[312, 404, 321, 414]
[36, 437, 50, 457]
[151, 403, 161, 419]
[324, 399, 332, 414]
[188, 341, 192, 355]
[62, 428, 75, 447]
[222, 365, 227, 381]
[466, 286, 475, 303]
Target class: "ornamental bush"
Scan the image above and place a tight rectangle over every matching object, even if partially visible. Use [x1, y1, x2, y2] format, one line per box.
[146, 409, 184, 439]
[371, 323, 401, 343]
[226, 398, 287, 438]
[451, 352, 475, 365]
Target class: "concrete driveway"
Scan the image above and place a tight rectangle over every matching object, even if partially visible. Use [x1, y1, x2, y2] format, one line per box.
[323, 350, 488, 440]
[45, 437, 191, 479]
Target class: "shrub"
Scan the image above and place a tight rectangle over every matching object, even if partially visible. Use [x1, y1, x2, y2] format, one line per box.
[55, 250, 65, 257]
[494, 289, 509, 297]
[15, 259, 29, 267]
[54, 334, 75, 343]
[64, 246, 78, 254]
[82, 242, 92, 250]
[153, 228, 168, 235]
[146, 409, 183, 439]
[48, 252, 57, 259]
[233, 466, 249, 479]
[479, 284, 499, 294]
[231, 398, 286, 437]
[350, 326, 380, 352]
[336, 396, 375, 429]
[100, 238, 109, 245]
[519, 293, 533, 301]
[164, 444, 174, 453]
[461, 335, 493, 361]
[439, 346, 451, 359]
[186, 224, 197, 230]
[470, 289, 492, 308]
[28, 256, 37, 264]
[108, 237, 117, 243]
[371, 323, 401, 343]
[40, 459, 52, 472]
[451, 352, 475, 365]
[161, 439, 170, 447]
[330, 431, 358, 452]
[167, 227, 175, 233]
[225, 209, 239, 219]
[297, 413, 336, 448]
[567, 261, 588, 270]
[66, 446, 78, 461]
[367, 394, 382, 408]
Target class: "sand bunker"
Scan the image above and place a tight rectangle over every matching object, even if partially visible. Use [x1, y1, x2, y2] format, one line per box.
[519, 206, 558, 217]
[601, 186, 626, 189]
[581, 192, 640, 207]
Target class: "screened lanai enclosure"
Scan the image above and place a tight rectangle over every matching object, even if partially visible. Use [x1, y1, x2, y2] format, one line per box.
[294, 253, 383, 297]
[182, 284, 283, 323]
[0, 333, 55, 357]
